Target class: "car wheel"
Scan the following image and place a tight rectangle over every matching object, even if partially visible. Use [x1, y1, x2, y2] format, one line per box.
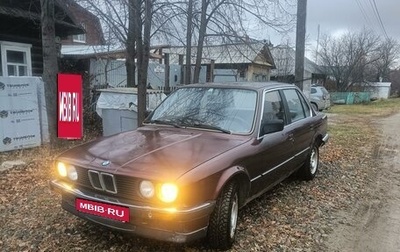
[207, 181, 239, 250]
[300, 143, 319, 181]
[311, 103, 318, 112]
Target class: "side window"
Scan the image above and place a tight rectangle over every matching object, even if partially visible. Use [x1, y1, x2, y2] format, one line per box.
[259, 90, 285, 136]
[282, 89, 306, 123]
[262, 91, 285, 121]
[298, 91, 311, 117]
[311, 88, 317, 94]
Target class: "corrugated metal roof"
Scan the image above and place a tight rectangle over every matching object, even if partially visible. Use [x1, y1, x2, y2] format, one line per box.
[166, 42, 273, 66]
[61, 45, 162, 59]
[270, 45, 319, 76]
[62, 45, 124, 56]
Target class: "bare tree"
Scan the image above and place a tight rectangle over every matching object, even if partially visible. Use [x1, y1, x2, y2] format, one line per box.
[192, 0, 209, 84]
[127, 0, 137, 88]
[185, 0, 193, 84]
[76, 0, 295, 126]
[315, 29, 398, 91]
[188, 0, 296, 83]
[41, 0, 59, 146]
[137, 0, 153, 125]
[371, 38, 400, 82]
[79, 0, 153, 126]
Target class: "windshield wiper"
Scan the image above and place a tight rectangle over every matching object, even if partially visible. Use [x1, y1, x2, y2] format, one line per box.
[144, 119, 183, 128]
[190, 123, 231, 134]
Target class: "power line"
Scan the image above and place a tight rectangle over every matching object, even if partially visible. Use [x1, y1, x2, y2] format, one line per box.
[367, 0, 389, 39]
[371, 0, 389, 39]
[355, 0, 389, 40]
[354, 0, 374, 28]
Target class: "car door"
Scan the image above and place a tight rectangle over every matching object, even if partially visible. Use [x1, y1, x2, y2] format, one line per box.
[248, 90, 295, 195]
[281, 88, 314, 170]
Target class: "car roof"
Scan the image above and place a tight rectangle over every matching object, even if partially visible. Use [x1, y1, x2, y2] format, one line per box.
[180, 82, 297, 92]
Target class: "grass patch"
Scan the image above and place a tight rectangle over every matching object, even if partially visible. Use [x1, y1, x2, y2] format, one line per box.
[321, 98, 399, 162]
[328, 124, 364, 146]
[322, 121, 376, 162]
[328, 97, 400, 117]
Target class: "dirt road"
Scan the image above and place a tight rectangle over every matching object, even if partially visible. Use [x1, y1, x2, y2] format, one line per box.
[326, 112, 400, 252]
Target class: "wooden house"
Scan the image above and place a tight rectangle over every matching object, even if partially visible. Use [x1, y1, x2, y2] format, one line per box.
[60, 0, 105, 45]
[166, 42, 276, 83]
[0, 0, 84, 77]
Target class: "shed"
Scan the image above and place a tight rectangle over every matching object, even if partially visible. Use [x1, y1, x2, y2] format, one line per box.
[367, 82, 392, 100]
[96, 88, 166, 136]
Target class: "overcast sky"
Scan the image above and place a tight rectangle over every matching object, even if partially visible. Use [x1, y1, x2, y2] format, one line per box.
[263, 0, 399, 59]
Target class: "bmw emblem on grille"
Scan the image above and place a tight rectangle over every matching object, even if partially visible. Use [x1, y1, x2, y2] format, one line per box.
[101, 160, 111, 166]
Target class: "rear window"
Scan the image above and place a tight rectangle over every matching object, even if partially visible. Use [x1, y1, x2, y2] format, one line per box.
[320, 87, 329, 95]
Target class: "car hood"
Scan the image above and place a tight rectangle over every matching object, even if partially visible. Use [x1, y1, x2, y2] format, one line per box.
[58, 126, 251, 181]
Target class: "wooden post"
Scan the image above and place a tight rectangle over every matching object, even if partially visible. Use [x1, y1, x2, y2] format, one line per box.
[179, 54, 184, 85]
[158, 48, 163, 64]
[209, 59, 215, 82]
[164, 53, 170, 94]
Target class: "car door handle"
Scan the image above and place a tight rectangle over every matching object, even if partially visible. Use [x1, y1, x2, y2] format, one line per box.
[288, 133, 295, 142]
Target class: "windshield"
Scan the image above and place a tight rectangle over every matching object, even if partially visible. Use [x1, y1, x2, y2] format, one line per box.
[148, 87, 257, 134]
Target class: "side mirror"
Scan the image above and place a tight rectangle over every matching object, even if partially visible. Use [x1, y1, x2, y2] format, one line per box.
[261, 119, 284, 135]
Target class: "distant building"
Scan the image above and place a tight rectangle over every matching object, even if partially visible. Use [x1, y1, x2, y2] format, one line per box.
[270, 45, 324, 85]
[60, 0, 105, 46]
[166, 42, 276, 83]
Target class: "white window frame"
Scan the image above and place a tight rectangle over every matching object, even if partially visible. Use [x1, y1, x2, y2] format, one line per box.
[73, 23, 87, 43]
[0, 41, 32, 77]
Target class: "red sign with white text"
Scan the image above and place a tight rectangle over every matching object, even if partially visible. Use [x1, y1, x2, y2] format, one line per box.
[58, 74, 83, 139]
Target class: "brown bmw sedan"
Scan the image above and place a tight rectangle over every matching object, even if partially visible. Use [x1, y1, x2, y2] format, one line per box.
[50, 82, 329, 250]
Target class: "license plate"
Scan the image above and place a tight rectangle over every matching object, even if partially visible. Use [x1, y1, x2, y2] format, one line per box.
[75, 198, 130, 222]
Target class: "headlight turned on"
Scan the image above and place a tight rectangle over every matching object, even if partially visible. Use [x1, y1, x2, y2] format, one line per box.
[158, 183, 178, 203]
[56, 162, 77, 181]
[57, 162, 67, 177]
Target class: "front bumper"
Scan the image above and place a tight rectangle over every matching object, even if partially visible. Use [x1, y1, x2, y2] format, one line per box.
[49, 179, 215, 243]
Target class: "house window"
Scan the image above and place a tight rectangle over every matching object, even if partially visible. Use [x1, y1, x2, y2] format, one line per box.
[239, 69, 245, 78]
[0, 42, 32, 77]
[73, 24, 86, 43]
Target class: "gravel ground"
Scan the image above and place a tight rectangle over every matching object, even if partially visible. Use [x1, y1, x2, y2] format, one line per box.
[0, 112, 379, 252]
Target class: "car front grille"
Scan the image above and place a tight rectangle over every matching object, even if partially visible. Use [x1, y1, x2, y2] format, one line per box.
[87, 170, 117, 194]
[75, 167, 140, 200]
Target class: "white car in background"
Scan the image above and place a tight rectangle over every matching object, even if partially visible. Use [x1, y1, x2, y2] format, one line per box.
[310, 85, 331, 111]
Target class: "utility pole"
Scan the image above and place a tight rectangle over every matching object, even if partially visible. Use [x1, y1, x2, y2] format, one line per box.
[315, 24, 320, 64]
[295, 0, 307, 91]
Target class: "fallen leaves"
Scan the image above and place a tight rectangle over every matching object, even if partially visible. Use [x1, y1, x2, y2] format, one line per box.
[0, 110, 387, 251]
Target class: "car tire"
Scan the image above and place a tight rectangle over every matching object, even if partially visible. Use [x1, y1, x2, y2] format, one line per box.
[299, 143, 319, 181]
[207, 181, 239, 250]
